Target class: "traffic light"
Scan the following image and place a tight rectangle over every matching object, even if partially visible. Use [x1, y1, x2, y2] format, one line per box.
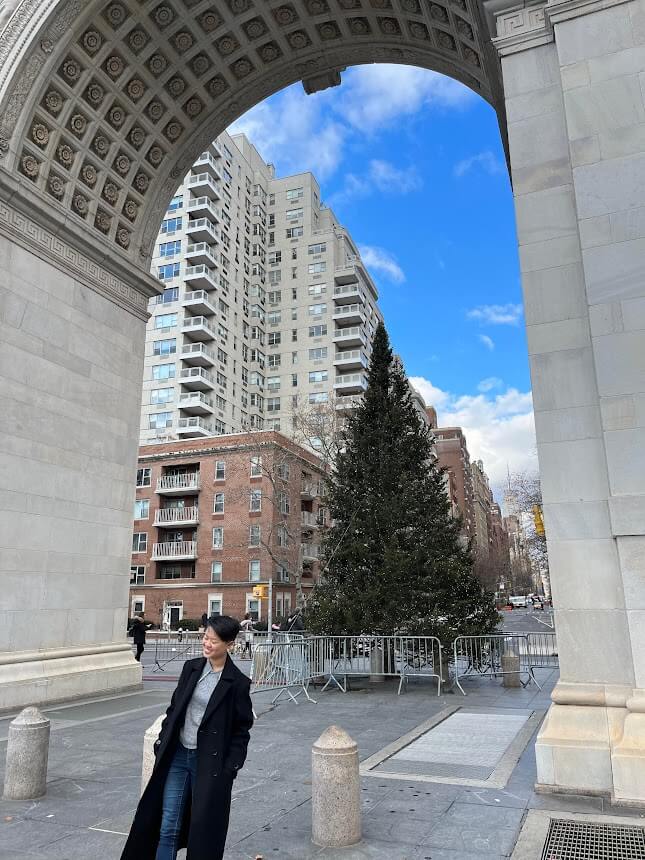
[532, 504, 545, 536]
[252, 585, 269, 599]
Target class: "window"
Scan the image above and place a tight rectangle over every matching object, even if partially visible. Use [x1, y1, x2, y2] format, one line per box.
[132, 597, 145, 614]
[246, 597, 260, 621]
[308, 284, 326, 296]
[155, 287, 179, 305]
[268, 270, 281, 285]
[309, 392, 328, 404]
[159, 240, 181, 257]
[150, 387, 174, 405]
[212, 527, 224, 549]
[309, 370, 328, 383]
[215, 461, 225, 481]
[277, 525, 289, 547]
[291, 373, 298, 386]
[268, 290, 281, 304]
[211, 561, 222, 583]
[161, 216, 182, 234]
[154, 313, 177, 330]
[268, 354, 281, 369]
[148, 412, 173, 429]
[286, 187, 304, 201]
[309, 347, 328, 360]
[249, 525, 261, 547]
[267, 375, 280, 391]
[152, 363, 176, 380]
[268, 332, 281, 346]
[158, 262, 180, 280]
[279, 492, 290, 515]
[167, 195, 183, 212]
[209, 596, 222, 615]
[130, 565, 145, 585]
[157, 565, 189, 580]
[309, 325, 327, 337]
[267, 397, 280, 412]
[249, 560, 261, 582]
[134, 499, 149, 519]
[268, 310, 281, 325]
[213, 492, 225, 514]
[275, 463, 290, 480]
[266, 417, 281, 431]
[153, 338, 176, 356]
[308, 262, 326, 274]
[308, 303, 327, 316]
[249, 489, 262, 512]
[286, 226, 304, 238]
[250, 456, 262, 477]
[268, 251, 281, 265]
[286, 207, 303, 221]
[308, 242, 327, 255]
[136, 468, 151, 487]
[132, 533, 147, 553]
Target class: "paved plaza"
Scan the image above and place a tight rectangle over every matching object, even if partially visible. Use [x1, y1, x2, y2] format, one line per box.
[1, 656, 643, 860]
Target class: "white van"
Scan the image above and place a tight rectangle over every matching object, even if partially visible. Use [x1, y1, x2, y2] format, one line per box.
[509, 595, 530, 608]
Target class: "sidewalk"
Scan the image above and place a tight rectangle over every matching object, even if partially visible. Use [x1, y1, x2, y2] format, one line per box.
[0, 666, 642, 859]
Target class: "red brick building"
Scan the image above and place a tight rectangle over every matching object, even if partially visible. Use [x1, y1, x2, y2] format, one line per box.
[129, 432, 326, 628]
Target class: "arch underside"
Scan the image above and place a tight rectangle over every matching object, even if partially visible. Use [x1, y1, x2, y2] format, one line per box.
[0, 0, 503, 272]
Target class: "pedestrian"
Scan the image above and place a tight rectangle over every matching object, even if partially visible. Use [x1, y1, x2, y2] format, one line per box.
[131, 616, 146, 663]
[240, 612, 253, 660]
[120, 615, 253, 860]
[201, 611, 208, 630]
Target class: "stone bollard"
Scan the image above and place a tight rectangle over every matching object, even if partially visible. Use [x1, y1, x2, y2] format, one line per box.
[141, 714, 165, 795]
[3, 707, 50, 800]
[502, 651, 521, 688]
[312, 726, 361, 847]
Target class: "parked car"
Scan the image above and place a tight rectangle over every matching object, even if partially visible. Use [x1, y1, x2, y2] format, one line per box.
[509, 595, 530, 609]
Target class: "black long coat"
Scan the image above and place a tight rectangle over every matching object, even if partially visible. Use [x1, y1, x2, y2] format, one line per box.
[121, 655, 253, 860]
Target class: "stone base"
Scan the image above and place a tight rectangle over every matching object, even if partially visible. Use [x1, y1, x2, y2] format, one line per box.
[0, 643, 142, 712]
[536, 690, 645, 806]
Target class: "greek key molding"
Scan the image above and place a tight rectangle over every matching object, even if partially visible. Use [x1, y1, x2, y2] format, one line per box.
[493, 3, 553, 55]
[0, 193, 153, 320]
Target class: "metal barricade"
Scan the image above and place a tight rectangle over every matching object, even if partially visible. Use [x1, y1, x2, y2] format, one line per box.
[304, 635, 403, 693]
[250, 639, 315, 706]
[453, 634, 537, 695]
[151, 631, 203, 672]
[526, 631, 558, 671]
[396, 636, 443, 696]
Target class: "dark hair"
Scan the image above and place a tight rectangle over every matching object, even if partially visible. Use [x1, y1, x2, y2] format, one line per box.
[206, 615, 240, 642]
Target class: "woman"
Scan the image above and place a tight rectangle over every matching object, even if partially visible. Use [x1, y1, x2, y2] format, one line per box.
[121, 615, 254, 860]
[239, 612, 254, 660]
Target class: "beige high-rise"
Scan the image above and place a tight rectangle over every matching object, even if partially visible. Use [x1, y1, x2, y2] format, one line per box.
[139, 131, 382, 447]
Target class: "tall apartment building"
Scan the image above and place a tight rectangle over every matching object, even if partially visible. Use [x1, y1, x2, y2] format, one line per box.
[428, 421, 477, 542]
[140, 130, 382, 448]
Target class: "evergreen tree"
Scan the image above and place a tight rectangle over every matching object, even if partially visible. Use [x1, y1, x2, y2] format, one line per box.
[308, 322, 499, 641]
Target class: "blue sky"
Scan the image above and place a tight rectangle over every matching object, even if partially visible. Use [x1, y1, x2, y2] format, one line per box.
[230, 64, 537, 496]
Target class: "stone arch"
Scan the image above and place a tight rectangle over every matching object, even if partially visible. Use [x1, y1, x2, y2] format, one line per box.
[0, 0, 503, 273]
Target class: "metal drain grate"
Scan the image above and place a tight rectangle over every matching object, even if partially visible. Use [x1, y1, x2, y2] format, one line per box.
[542, 818, 645, 859]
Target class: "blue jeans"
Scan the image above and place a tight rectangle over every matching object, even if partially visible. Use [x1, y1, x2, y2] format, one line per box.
[155, 743, 198, 860]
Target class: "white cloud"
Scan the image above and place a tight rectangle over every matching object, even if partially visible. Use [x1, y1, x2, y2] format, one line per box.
[329, 159, 422, 206]
[335, 65, 474, 133]
[409, 376, 537, 490]
[228, 65, 474, 183]
[358, 244, 405, 283]
[467, 303, 523, 326]
[478, 376, 503, 392]
[479, 334, 495, 351]
[454, 150, 504, 178]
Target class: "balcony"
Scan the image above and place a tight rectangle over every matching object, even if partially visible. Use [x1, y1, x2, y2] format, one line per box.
[154, 506, 199, 527]
[179, 366, 215, 391]
[178, 391, 214, 415]
[181, 315, 216, 342]
[185, 218, 218, 244]
[301, 511, 321, 530]
[332, 303, 365, 326]
[156, 473, 201, 495]
[335, 394, 364, 411]
[177, 416, 213, 437]
[333, 350, 368, 371]
[333, 327, 366, 348]
[187, 196, 220, 222]
[333, 284, 365, 304]
[184, 264, 218, 291]
[185, 242, 218, 267]
[180, 342, 216, 367]
[334, 257, 360, 285]
[152, 540, 197, 561]
[301, 543, 320, 561]
[182, 290, 216, 316]
[301, 481, 320, 500]
[334, 373, 369, 394]
[188, 172, 221, 200]
[193, 151, 222, 180]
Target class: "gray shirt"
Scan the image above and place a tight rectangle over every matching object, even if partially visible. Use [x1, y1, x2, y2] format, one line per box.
[179, 661, 222, 749]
